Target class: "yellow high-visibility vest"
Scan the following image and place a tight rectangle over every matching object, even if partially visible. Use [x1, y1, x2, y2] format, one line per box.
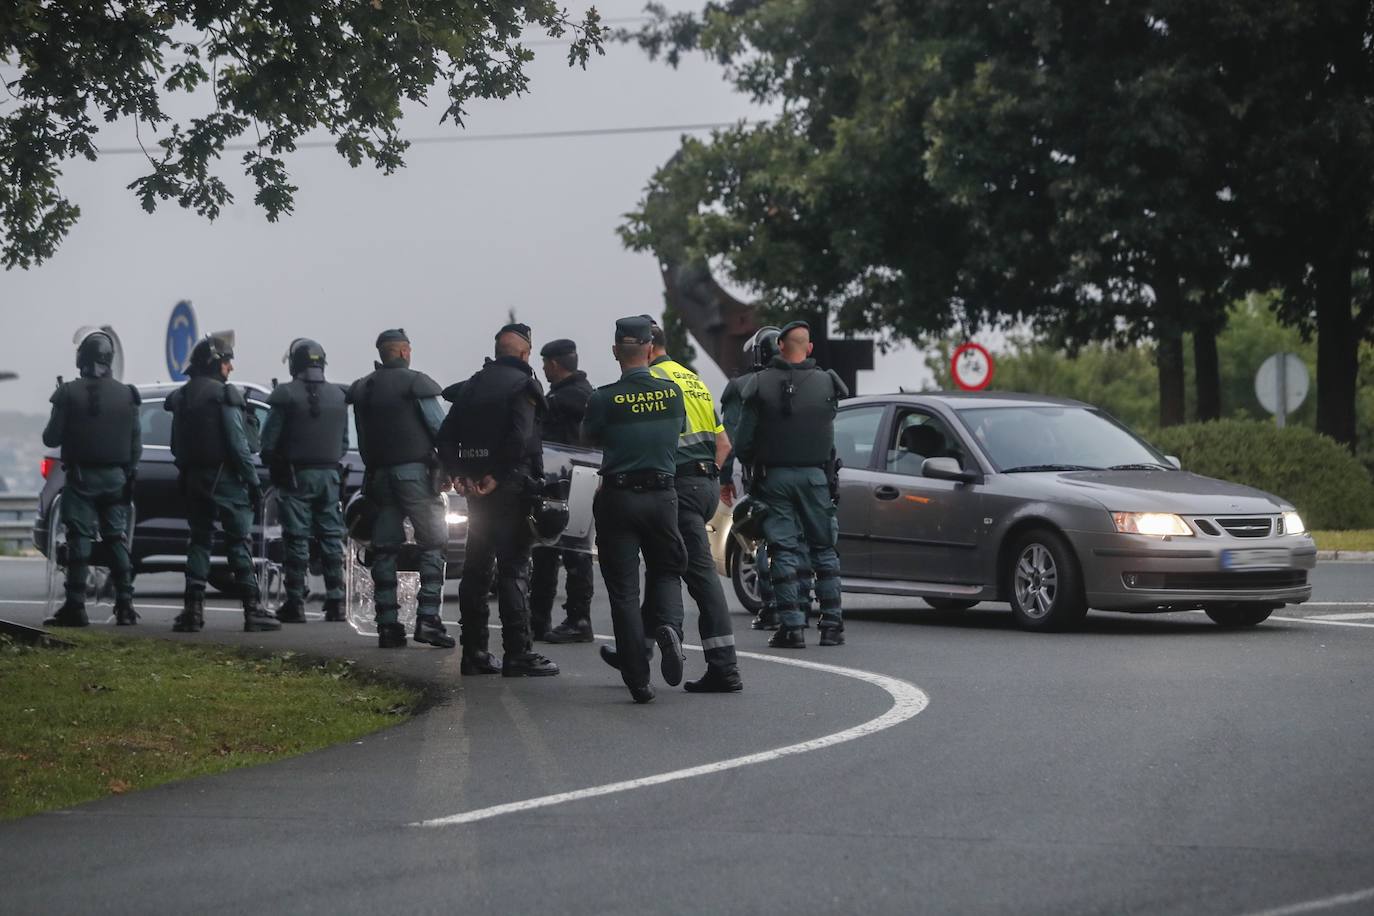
[649, 358, 723, 461]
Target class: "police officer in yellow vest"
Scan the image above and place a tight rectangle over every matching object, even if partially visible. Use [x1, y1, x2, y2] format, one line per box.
[643, 320, 743, 692]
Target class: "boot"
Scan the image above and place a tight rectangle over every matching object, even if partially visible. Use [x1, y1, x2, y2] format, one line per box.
[655, 625, 684, 687]
[460, 651, 502, 675]
[768, 626, 806, 649]
[113, 597, 139, 626]
[378, 622, 407, 648]
[543, 617, 594, 644]
[44, 599, 89, 628]
[818, 619, 845, 647]
[750, 607, 780, 631]
[502, 652, 560, 677]
[322, 598, 346, 622]
[599, 644, 623, 671]
[276, 598, 307, 624]
[684, 665, 744, 693]
[172, 590, 204, 632]
[243, 598, 282, 632]
[629, 683, 656, 704]
[413, 615, 456, 648]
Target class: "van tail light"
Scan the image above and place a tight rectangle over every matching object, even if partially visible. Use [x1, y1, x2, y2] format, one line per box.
[41, 457, 56, 479]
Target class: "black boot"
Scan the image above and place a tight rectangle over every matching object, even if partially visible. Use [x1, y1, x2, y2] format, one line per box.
[818, 620, 845, 647]
[243, 599, 282, 632]
[768, 625, 806, 649]
[599, 644, 622, 671]
[322, 598, 346, 622]
[460, 651, 502, 675]
[44, 599, 89, 628]
[413, 615, 456, 648]
[543, 617, 594, 644]
[172, 590, 204, 632]
[276, 598, 307, 624]
[655, 625, 684, 687]
[684, 665, 744, 693]
[750, 608, 780, 631]
[113, 597, 139, 626]
[502, 652, 560, 677]
[378, 622, 407, 648]
[629, 683, 656, 704]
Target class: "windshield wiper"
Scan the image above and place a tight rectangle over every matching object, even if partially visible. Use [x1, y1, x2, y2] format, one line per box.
[1001, 464, 1100, 473]
[1107, 463, 1172, 471]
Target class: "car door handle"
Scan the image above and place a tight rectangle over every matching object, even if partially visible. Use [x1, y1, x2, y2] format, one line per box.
[874, 485, 900, 500]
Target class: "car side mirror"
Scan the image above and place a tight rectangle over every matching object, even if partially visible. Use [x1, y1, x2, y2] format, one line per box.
[923, 456, 978, 483]
[1165, 455, 1182, 470]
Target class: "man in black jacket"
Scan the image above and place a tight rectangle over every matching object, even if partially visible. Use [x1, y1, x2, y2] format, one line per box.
[529, 338, 596, 643]
[440, 324, 559, 678]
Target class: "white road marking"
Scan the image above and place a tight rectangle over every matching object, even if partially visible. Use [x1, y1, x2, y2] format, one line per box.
[413, 640, 929, 828]
[1239, 884, 1374, 916]
[1272, 616, 1374, 630]
[1310, 612, 1374, 621]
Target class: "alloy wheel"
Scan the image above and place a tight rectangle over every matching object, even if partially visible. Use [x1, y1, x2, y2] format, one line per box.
[1014, 543, 1059, 620]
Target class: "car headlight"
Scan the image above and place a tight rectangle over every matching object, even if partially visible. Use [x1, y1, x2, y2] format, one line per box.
[1111, 511, 1193, 537]
[1282, 511, 1305, 536]
[445, 513, 468, 526]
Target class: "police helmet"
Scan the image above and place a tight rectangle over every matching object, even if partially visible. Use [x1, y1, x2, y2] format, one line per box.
[344, 491, 379, 545]
[285, 338, 327, 377]
[76, 331, 115, 372]
[528, 497, 570, 547]
[188, 330, 236, 376]
[731, 496, 769, 541]
[743, 326, 782, 370]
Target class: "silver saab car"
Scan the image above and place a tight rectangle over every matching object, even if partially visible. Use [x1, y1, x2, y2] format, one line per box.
[712, 392, 1317, 631]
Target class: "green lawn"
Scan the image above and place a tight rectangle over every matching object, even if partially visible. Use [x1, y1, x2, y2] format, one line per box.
[0, 633, 420, 821]
[1311, 530, 1374, 552]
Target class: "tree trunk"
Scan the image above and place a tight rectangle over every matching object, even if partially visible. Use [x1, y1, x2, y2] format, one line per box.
[1315, 247, 1359, 448]
[1154, 274, 1187, 428]
[1193, 324, 1221, 422]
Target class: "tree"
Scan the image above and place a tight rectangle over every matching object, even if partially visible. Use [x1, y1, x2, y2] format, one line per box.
[1, 1, 605, 269]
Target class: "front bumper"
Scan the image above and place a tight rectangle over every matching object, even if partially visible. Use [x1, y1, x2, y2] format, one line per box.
[1072, 529, 1318, 611]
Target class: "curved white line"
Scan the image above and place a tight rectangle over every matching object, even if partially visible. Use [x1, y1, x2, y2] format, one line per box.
[1239, 885, 1374, 916]
[413, 640, 929, 828]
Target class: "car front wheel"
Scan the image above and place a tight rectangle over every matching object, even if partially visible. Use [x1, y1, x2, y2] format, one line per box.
[1204, 603, 1274, 628]
[729, 539, 765, 613]
[1006, 529, 1088, 631]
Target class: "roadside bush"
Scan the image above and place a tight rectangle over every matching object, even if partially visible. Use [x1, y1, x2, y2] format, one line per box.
[1152, 420, 1374, 530]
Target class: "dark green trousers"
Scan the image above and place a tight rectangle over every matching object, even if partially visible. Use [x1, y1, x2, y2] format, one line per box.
[755, 466, 841, 629]
[184, 467, 258, 602]
[278, 468, 345, 603]
[368, 463, 446, 624]
[61, 466, 133, 605]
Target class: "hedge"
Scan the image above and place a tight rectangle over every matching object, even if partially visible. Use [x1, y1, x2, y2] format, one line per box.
[1151, 420, 1374, 530]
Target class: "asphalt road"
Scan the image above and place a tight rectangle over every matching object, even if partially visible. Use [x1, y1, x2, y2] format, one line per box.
[1, 557, 1372, 916]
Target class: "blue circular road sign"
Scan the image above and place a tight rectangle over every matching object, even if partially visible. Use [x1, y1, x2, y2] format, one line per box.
[165, 301, 198, 381]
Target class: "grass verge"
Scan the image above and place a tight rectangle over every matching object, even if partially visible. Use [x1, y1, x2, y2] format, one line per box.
[1312, 530, 1374, 552]
[0, 632, 421, 821]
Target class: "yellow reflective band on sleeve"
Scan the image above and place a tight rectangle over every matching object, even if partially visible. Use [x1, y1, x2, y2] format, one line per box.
[649, 360, 722, 440]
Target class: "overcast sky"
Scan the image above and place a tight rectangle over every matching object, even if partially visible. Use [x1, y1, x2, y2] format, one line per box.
[0, 2, 931, 414]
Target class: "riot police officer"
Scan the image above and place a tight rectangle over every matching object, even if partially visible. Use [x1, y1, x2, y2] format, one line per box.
[721, 326, 782, 632]
[41, 330, 142, 627]
[260, 339, 349, 624]
[644, 322, 743, 693]
[439, 323, 559, 677]
[347, 329, 453, 650]
[735, 320, 848, 648]
[165, 331, 280, 633]
[582, 316, 688, 704]
[529, 337, 595, 643]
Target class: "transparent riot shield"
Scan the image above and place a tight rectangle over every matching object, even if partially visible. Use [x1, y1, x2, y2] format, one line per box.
[44, 490, 136, 622]
[343, 490, 448, 636]
[255, 487, 285, 610]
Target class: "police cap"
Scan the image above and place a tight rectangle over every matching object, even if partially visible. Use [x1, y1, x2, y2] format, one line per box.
[375, 328, 409, 348]
[497, 323, 532, 345]
[779, 319, 811, 342]
[614, 315, 654, 345]
[540, 338, 577, 358]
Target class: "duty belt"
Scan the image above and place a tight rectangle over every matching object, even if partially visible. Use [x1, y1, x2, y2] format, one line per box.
[675, 460, 719, 479]
[603, 470, 675, 491]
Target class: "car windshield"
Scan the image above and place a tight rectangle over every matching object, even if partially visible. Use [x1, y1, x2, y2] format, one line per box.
[955, 405, 1169, 473]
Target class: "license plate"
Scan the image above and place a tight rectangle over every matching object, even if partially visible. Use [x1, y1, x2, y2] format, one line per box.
[1220, 548, 1291, 570]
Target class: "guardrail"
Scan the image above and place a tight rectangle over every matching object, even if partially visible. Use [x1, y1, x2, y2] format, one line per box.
[0, 493, 39, 553]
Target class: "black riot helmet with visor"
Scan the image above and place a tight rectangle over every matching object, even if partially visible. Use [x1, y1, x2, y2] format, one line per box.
[285, 338, 327, 378]
[75, 331, 116, 378]
[187, 330, 236, 377]
[743, 326, 782, 371]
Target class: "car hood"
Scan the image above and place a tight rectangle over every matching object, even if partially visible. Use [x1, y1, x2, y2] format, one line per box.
[1051, 470, 1289, 514]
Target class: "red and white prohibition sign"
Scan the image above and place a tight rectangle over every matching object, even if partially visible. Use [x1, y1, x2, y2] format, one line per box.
[951, 342, 995, 391]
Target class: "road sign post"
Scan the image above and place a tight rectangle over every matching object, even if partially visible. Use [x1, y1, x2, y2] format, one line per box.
[165, 301, 198, 381]
[1254, 352, 1309, 428]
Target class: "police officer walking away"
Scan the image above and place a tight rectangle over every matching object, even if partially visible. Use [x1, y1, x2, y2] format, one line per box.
[439, 323, 559, 677]
[735, 320, 848, 648]
[347, 329, 454, 650]
[645, 322, 743, 693]
[529, 337, 595, 644]
[260, 339, 349, 624]
[582, 316, 688, 704]
[166, 331, 280, 633]
[41, 330, 142, 627]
